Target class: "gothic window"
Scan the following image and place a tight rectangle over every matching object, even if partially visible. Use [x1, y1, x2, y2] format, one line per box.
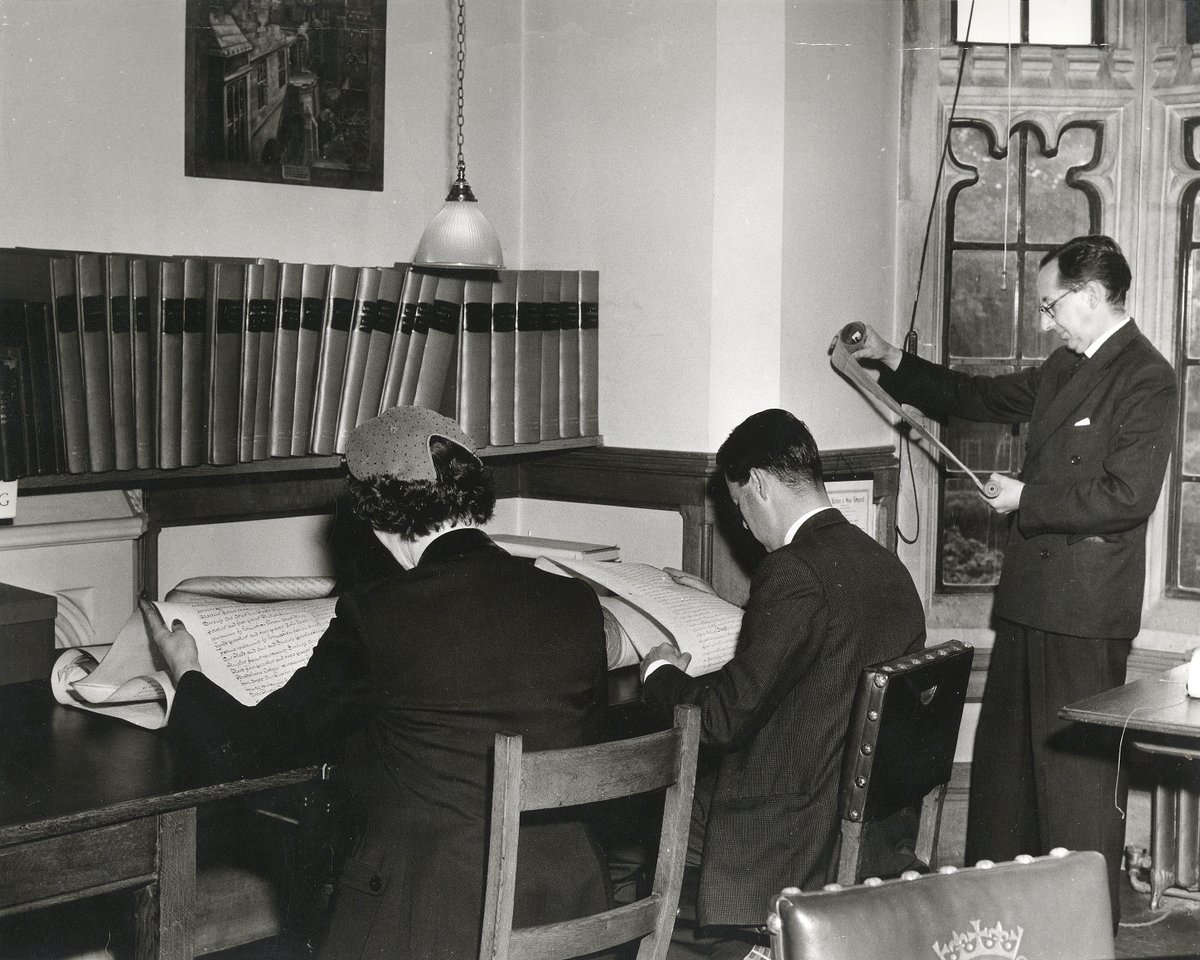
[937, 120, 1102, 589]
[953, 0, 1101, 44]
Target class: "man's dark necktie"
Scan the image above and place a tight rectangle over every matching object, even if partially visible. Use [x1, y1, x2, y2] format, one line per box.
[1069, 353, 1087, 377]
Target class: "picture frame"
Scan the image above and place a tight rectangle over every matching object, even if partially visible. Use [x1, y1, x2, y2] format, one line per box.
[185, 0, 386, 192]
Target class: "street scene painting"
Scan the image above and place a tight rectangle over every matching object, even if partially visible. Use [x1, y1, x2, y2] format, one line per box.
[185, 0, 385, 191]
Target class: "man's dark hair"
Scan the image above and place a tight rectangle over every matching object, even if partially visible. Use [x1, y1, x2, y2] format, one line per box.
[1040, 234, 1131, 308]
[348, 436, 496, 538]
[716, 408, 825, 491]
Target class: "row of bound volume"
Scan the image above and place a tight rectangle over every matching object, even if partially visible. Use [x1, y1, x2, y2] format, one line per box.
[0, 247, 600, 480]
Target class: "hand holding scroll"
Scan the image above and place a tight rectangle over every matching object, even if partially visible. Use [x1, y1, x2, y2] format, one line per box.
[139, 597, 201, 682]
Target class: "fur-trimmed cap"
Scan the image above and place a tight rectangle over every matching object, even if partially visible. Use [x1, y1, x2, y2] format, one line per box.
[345, 407, 479, 481]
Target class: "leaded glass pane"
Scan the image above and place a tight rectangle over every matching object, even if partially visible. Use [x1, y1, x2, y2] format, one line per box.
[1184, 367, 1200, 476]
[1177, 482, 1200, 592]
[1019, 253, 1060, 360]
[1028, 0, 1093, 45]
[956, 0, 1020, 43]
[951, 125, 1018, 243]
[941, 478, 1006, 586]
[944, 364, 1019, 473]
[949, 250, 1018, 358]
[1025, 126, 1096, 242]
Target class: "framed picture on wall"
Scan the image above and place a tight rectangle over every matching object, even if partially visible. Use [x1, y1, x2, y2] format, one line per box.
[185, 0, 386, 192]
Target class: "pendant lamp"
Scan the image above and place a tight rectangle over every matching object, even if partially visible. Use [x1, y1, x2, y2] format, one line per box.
[412, 0, 504, 270]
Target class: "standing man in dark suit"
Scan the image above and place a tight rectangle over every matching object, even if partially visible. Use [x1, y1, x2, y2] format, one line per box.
[844, 234, 1178, 924]
[640, 409, 926, 960]
[146, 407, 612, 960]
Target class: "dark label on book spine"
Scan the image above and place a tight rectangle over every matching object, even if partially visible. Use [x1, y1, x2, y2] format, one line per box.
[374, 300, 399, 334]
[411, 302, 432, 335]
[300, 297, 324, 331]
[81, 295, 106, 333]
[464, 302, 491, 334]
[516, 302, 541, 332]
[492, 303, 516, 333]
[329, 297, 353, 332]
[429, 298, 459, 334]
[133, 295, 151, 333]
[162, 300, 185, 335]
[279, 297, 302, 331]
[560, 302, 580, 331]
[248, 299, 274, 334]
[183, 298, 205, 334]
[55, 296, 79, 334]
[354, 300, 379, 333]
[216, 300, 242, 335]
[581, 303, 599, 330]
[109, 297, 131, 335]
[399, 302, 418, 335]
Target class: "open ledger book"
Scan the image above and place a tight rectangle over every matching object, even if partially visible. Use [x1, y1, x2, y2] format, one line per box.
[536, 557, 743, 677]
[51, 594, 337, 730]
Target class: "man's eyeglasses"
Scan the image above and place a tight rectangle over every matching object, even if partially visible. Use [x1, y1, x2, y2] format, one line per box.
[1038, 284, 1082, 321]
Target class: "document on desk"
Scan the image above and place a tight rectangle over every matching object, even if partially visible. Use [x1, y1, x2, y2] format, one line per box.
[50, 594, 336, 729]
[537, 557, 743, 677]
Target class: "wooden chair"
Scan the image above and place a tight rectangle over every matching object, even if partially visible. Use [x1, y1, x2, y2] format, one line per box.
[479, 704, 701, 960]
[835, 639, 973, 884]
[769, 849, 1115, 960]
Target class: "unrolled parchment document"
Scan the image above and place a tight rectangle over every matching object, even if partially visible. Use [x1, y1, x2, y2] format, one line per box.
[537, 556, 743, 677]
[830, 337, 996, 498]
[51, 592, 337, 730]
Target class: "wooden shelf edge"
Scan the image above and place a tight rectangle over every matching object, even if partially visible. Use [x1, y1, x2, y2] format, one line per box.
[14, 436, 604, 494]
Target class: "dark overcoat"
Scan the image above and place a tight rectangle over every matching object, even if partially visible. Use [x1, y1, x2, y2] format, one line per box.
[169, 528, 612, 960]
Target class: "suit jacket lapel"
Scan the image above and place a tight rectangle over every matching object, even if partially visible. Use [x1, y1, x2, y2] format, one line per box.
[1024, 321, 1139, 463]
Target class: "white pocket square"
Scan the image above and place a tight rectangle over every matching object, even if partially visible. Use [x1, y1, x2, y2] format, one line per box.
[1074, 417, 1091, 427]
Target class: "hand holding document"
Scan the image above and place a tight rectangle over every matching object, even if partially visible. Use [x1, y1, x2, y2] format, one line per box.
[52, 591, 336, 729]
[831, 322, 999, 499]
[537, 557, 743, 677]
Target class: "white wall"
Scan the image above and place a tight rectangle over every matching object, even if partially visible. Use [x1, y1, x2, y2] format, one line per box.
[0, 0, 906, 623]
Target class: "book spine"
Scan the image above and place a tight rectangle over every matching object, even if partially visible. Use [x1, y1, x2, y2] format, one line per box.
[579, 270, 600, 437]
[268, 262, 302, 458]
[488, 270, 517, 447]
[207, 260, 245, 466]
[106, 254, 136, 470]
[21, 301, 59, 475]
[334, 266, 382, 452]
[458, 277, 492, 447]
[238, 262, 266, 462]
[539, 270, 561, 441]
[413, 275, 463, 412]
[251, 259, 278, 460]
[356, 265, 403, 426]
[50, 257, 89, 472]
[396, 272, 439, 408]
[130, 258, 155, 469]
[378, 268, 422, 413]
[309, 264, 358, 455]
[78, 254, 115, 472]
[179, 258, 207, 467]
[513, 270, 543, 445]
[0, 340, 28, 481]
[558, 269, 581, 439]
[291, 263, 330, 457]
[156, 260, 185, 469]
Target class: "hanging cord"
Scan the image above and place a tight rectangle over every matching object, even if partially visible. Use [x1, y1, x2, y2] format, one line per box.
[896, 0, 976, 545]
[1000, 8, 1013, 291]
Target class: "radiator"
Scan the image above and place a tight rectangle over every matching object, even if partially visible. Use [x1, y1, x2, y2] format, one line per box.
[1150, 777, 1200, 909]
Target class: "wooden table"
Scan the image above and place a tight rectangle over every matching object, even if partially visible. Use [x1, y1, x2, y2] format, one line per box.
[0, 680, 322, 960]
[1061, 664, 1200, 909]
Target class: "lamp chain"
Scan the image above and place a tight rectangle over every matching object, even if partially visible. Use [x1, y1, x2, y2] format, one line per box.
[455, 0, 466, 182]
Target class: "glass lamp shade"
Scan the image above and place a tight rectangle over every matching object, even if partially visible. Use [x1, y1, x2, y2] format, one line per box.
[412, 178, 504, 270]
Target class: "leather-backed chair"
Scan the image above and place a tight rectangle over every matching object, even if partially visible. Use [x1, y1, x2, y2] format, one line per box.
[769, 849, 1115, 960]
[835, 639, 973, 884]
[479, 704, 700, 960]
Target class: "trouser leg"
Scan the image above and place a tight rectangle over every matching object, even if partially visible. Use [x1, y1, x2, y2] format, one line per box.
[1030, 630, 1130, 926]
[965, 621, 1040, 865]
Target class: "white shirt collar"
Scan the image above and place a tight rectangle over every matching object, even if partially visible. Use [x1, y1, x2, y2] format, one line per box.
[1084, 316, 1130, 358]
[784, 506, 829, 546]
